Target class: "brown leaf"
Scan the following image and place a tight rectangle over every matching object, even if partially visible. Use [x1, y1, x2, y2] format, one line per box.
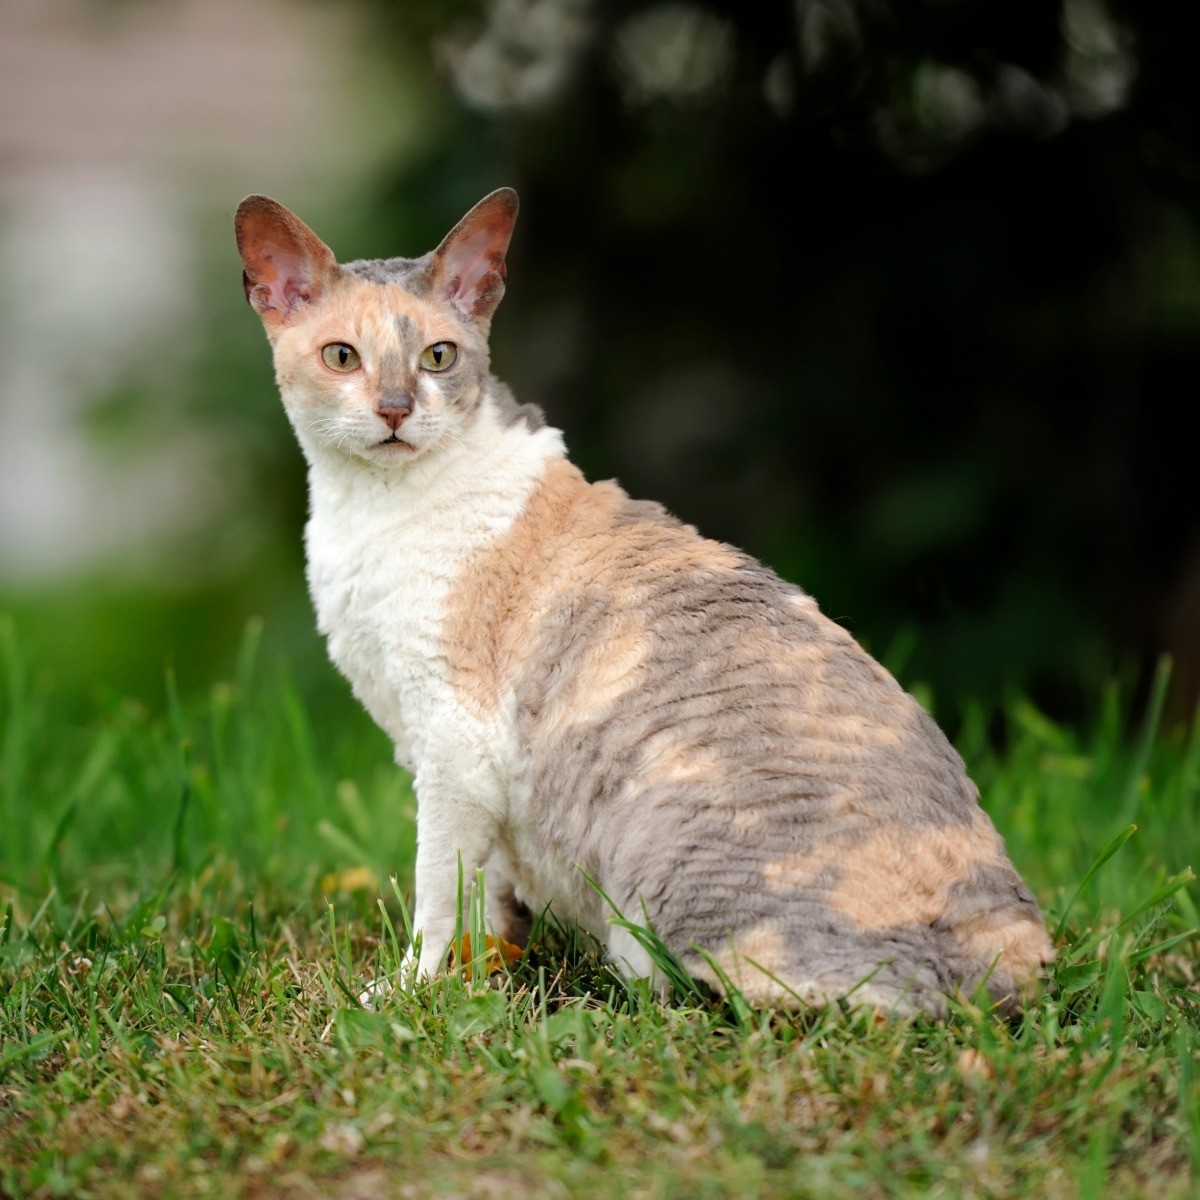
[454, 932, 524, 973]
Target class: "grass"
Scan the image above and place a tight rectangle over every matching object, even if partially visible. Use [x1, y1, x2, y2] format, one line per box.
[1, 616, 1198, 1198]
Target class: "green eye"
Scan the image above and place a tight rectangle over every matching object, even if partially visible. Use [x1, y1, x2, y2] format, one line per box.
[419, 342, 457, 372]
[321, 343, 361, 372]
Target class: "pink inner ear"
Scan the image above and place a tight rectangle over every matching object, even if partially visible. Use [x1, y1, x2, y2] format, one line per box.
[443, 226, 506, 309]
[257, 239, 314, 314]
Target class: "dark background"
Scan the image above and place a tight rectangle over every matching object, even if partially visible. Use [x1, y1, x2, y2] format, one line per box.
[367, 0, 1200, 719]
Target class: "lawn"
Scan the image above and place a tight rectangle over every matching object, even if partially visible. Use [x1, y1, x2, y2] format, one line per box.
[1, 617, 1198, 1198]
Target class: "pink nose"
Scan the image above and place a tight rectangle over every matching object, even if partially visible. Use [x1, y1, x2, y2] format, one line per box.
[377, 403, 411, 431]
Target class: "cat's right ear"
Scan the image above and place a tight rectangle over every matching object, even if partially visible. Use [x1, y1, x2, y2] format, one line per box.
[235, 196, 336, 330]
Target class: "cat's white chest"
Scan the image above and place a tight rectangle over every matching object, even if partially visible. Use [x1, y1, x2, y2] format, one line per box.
[307, 507, 456, 768]
[303, 415, 565, 776]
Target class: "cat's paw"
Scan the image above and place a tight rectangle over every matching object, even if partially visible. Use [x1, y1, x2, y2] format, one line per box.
[414, 944, 449, 982]
[356, 945, 428, 1007]
[356, 975, 394, 1009]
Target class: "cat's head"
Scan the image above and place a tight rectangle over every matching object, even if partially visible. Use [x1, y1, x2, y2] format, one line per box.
[235, 190, 518, 466]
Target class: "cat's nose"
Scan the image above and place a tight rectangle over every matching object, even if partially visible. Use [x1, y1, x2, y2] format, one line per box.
[377, 392, 413, 430]
[378, 407, 411, 431]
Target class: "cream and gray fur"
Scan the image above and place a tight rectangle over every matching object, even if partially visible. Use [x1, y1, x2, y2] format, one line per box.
[235, 189, 1053, 1017]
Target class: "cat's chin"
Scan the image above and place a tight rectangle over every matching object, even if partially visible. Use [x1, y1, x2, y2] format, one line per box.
[367, 436, 418, 456]
[338, 437, 422, 468]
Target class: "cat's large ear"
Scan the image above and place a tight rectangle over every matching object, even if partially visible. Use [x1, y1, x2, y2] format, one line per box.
[429, 189, 518, 325]
[235, 196, 336, 329]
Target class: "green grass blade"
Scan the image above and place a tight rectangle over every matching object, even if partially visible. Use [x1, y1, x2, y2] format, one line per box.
[0, 1028, 69, 1078]
[1071, 868, 1196, 961]
[1119, 655, 1171, 825]
[1053, 823, 1138, 943]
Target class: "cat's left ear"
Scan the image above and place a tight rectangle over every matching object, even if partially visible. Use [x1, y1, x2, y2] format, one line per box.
[429, 189, 518, 324]
[235, 195, 336, 330]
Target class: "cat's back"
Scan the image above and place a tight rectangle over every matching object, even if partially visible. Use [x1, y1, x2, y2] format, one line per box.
[447, 455, 969, 809]
[444, 457, 1051, 1013]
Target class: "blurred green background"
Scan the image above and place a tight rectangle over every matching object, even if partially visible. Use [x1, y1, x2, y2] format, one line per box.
[1, 0, 1197, 726]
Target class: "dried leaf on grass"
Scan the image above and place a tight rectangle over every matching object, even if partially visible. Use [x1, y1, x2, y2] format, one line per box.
[453, 933, 524, 973]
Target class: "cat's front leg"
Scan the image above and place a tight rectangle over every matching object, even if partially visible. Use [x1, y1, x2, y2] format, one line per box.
[361, 795, 491, 1004]
[407, 756, 505, 979]
[483, 847, 533, 947]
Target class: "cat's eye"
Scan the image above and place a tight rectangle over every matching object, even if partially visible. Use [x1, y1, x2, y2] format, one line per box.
[321, 343, 361, 372]
[419, 342, 457, 372]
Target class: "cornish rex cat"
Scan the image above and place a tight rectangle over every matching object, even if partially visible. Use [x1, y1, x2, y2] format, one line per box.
[235, 189, 1052, 1016]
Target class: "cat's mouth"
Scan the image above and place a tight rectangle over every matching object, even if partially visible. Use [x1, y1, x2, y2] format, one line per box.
[375, 435, 415, 451]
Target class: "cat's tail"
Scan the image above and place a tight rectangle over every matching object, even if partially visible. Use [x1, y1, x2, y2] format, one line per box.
[675, 855, 1054, 1019]
[932, 863, 1055, 1015]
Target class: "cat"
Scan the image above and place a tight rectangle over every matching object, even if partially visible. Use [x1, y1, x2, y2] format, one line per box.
[235, 188, 1053, 1017]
